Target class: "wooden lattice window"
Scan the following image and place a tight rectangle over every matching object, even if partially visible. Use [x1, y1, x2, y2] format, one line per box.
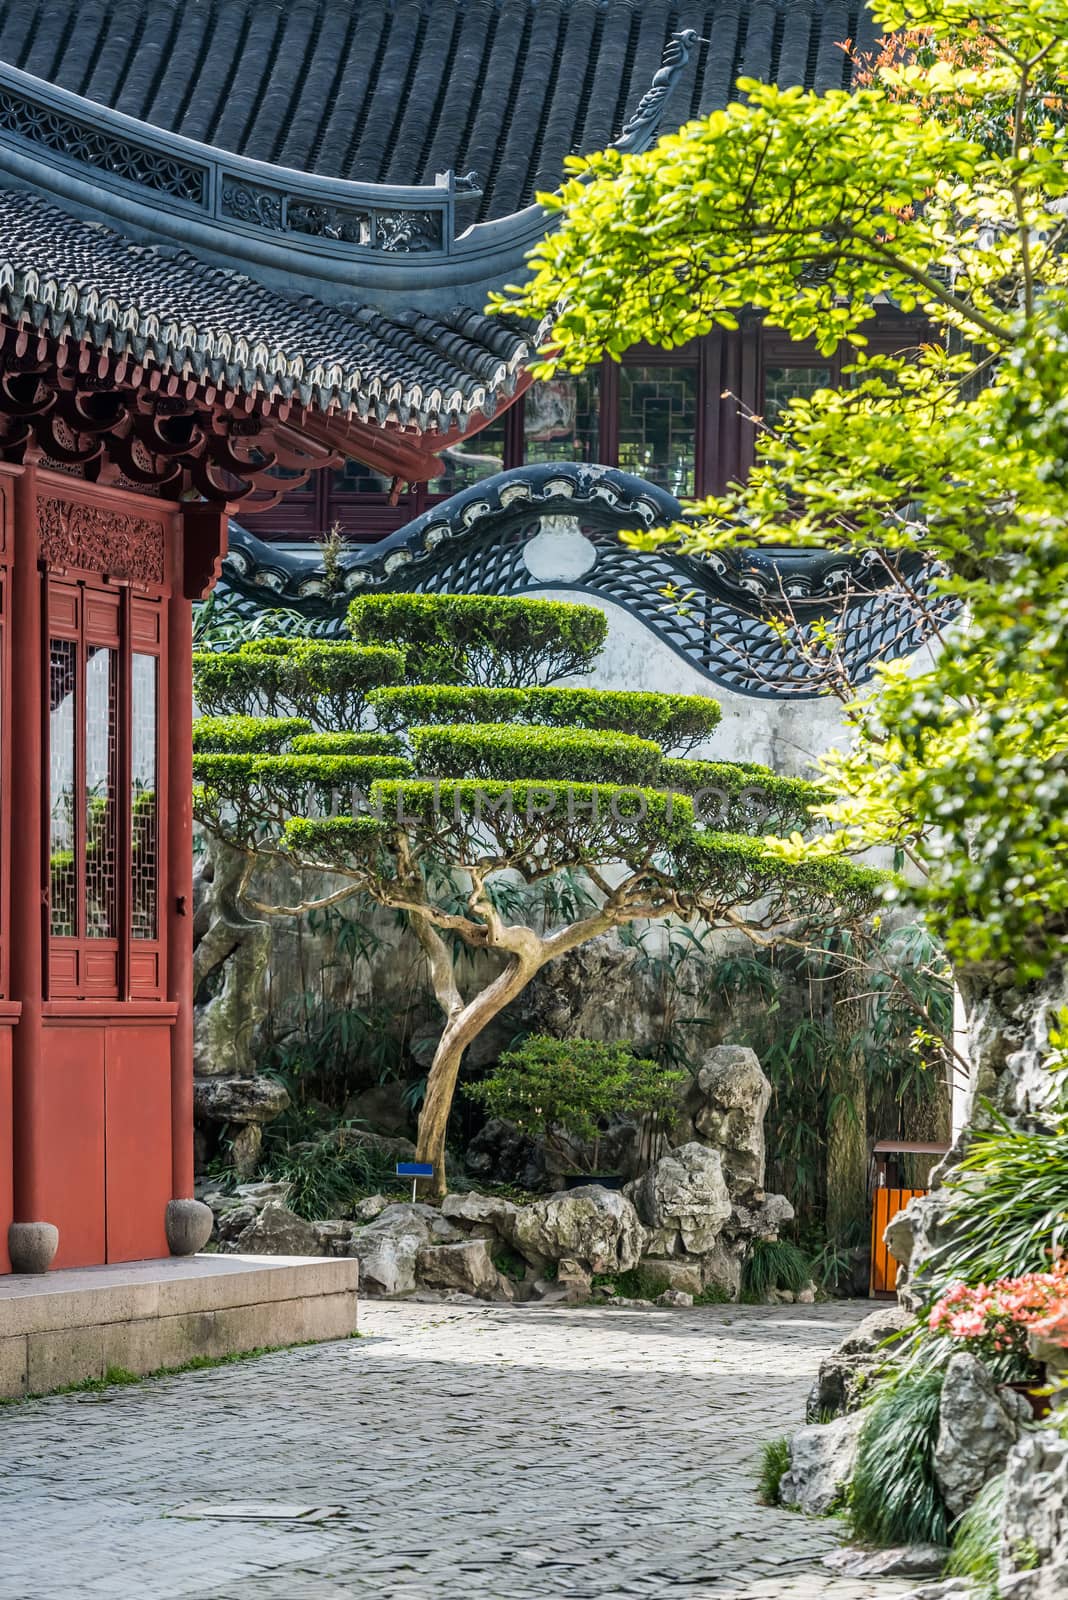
[47, 581, 165, 999]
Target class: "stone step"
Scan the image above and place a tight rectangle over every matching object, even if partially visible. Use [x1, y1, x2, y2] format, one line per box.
[0, 1253, 358, 1397]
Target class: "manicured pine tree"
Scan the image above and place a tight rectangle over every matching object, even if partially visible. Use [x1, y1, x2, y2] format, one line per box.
[193, 593, 878, 1197]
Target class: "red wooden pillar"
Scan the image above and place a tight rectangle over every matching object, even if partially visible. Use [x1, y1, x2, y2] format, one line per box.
[9, 456, 47, 1225]
[169, 505, 227, 1200]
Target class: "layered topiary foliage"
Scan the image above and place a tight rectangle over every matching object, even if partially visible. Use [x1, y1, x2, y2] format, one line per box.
[193, 592, 880, 1196]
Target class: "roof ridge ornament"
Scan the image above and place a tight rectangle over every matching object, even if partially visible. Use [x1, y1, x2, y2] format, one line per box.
[614, 30, 710, 155]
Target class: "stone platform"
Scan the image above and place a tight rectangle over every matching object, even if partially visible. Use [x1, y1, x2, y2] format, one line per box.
[0, 1253, 358, 1398]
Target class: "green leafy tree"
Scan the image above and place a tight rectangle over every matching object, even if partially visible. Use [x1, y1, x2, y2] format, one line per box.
[193, 594, 876, 1197]
[465, 1034, 685, 1173]
[496, 0, 1068, 997]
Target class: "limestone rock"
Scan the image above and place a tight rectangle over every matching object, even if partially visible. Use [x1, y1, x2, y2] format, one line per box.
[230, 1124, 262, 1179]
[352, 1193, 390, 1222]
[364, 1202, 461, 1243]
[232, 1199, 320, 1257]
[214, 1202, 257, 1245]
[341, 1081, 412, 1140]
[779, 1411, 865, 1515]
[687, 1045, 771, 1196]
[728, 1192, 794, 1242]
[656, 1289, 694, 1307]
[624, 1143, 731, 1256]
[507, 1185, 643, 1275]
[234, 1180, 293, 1208]
[350, 1226, 425, 1296]
[639, 1257, 703, 1297]
[441, 1191, 521, 1237]
[1000, 1426, 1068, 1595]
[464, 1117, 545, 1190]
[837, 1304, 915, 1357]
[699, 1240, 742, 1302]
[417, 1240, 501, 1299]
[806, 1304, 913, 1421]
[312, 1220, 355, 1255]
[193, 1076, 290, 1125]
[934, 1352, 1021, 1517]
[824, 1545, 949, 1579]
[555, 1256, 593, 1304]
[348, 1202, 465, 1296]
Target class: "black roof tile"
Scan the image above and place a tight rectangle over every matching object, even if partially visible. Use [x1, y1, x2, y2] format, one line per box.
[0, 0, 871, 222]
[0, 184, 529, 426]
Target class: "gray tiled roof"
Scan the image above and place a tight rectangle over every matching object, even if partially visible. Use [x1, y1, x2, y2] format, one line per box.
[0, 186, 529, 425]
[0, 0, 876, 223]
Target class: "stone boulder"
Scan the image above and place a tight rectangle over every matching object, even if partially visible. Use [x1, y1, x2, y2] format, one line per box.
[779, 1410, 865, 1515]
[417, 1240, 503, 1299]
[624, 1142, 731, 1256]
[193, 1077, 291, 1178]
[194, 1075, 291, 1126]
[727, 1192, 795, 1242]
[231, 1199, 321, 1257]
[506, 1185, 643, 1275]
[348, 1202, 463, 1296]
[698, 1240, 742, 1302]
[342, 1081, 413, 1140]
[934, 1353, 1024, 1518]
[1000, 1429, 1068, 1598]
[638, 1258, 703, 1297]
[441, 1190, 521, 1239]
[312, 1219, 356, 1256]
[806, 1304, 914, 1421]
[824, 1546, 950, 1579]
[464, 1117, 546, 1190]
[683, 1045, 771, 1197]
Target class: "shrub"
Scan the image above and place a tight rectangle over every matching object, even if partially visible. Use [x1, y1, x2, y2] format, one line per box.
[369, 685, 720, 751]
[192, 715, 311, 753]
[466, 1036, 686, 1172]
[945, 1472, 1005, 1599]
[758, 1437, 793, 1506]
[927, 1260, 1068, 1373]
[194, 643, 406, 726]
[408, 722, 664, 787]
[346, 592, 607, 686]
[742, 1238, 812, 1302]
[917, 1116, 1068, 1301]
[848, 1372, 948, 1547]
[256, 1112, 396, 1219]
[660, 758, 828, 832]
[289, 731, 405, 757]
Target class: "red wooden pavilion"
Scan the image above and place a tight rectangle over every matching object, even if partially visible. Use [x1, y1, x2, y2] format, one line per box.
[0, 195, 527, 1273]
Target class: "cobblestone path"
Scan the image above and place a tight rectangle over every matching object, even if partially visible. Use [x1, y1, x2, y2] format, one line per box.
[0, 1299, 912, 1600]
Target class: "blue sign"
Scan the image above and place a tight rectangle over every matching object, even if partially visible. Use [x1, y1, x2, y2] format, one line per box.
[396, 1162, 434, 1178]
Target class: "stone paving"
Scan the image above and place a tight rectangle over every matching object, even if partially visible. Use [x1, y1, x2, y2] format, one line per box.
[0, 1298, 914, 1600]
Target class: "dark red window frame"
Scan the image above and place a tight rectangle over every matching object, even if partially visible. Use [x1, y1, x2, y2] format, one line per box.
[46, 577, 166, 1002]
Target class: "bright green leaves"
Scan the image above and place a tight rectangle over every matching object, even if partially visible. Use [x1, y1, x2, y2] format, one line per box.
[368, 684, 720, 752]
[408, 723, 665, 787]
[192, 715, 311, 753]
[193, 640, 405, 729]
[497, 81, 994, 365]
[660, 758, 829, 834]
[346, 592, 608, 687]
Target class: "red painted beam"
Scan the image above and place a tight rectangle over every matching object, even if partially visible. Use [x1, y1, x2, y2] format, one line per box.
[9, 456, 47, 1225]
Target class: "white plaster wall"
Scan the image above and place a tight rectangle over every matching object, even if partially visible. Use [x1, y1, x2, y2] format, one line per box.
[534, 586, 851, 777]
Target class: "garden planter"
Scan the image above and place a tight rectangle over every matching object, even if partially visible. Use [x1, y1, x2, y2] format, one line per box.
[8, 1221, 59, 1274]
[562, 1173, 624, 1191]
[1004, 1379, 1052, 1420]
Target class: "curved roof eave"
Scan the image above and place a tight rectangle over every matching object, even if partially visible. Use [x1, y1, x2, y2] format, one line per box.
[0, 23, 722, 311]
